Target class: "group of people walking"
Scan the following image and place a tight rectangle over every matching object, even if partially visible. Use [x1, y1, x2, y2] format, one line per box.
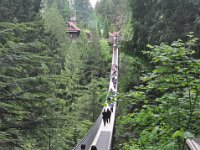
[102, 32, 118, 126]
[80, 104, 114, 150]
[111, 64, 118, 89]
[113, 32, 119, 50]
[102, 106, 114, 126]
[79, 32, 120, 150]
[112, 64, 118, 76]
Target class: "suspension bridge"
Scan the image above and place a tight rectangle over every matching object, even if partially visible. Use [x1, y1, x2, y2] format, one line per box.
[73, 32, 119, 150]
[72, 30, 200, 150]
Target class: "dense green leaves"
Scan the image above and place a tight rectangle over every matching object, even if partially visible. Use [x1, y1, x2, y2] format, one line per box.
[95, 0, 200, 149]
[95, 0, 128, 29]
[116, 39, 200, 150]
[0, 0, 41, 22]
[73, 0, 93, 27]
[0, 1, 111, 148]
[44, 0, 72, 20]
[0, 21, 68, 149]
[128, 0, 200, 54]
[103, 17, 109, 38]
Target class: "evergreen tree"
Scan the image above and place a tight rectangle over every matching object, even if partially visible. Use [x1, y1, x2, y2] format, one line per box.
[128, 0, 200, 54]
[0, 0, 41, 22]
[97, 16, 102, 37]
[43, 0, 72, 20]
[103, 17, 109, 38]
[115, 37, 200, 150]
[73, 0, 93, 26]
[95, 0, 113, 23]
[95, 0, 128, 29]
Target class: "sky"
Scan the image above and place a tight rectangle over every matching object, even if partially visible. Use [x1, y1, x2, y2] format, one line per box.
[90, 0, 98, 8]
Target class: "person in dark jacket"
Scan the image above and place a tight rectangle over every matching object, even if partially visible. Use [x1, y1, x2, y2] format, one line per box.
[106, 108, 111, 123]
[81, 144, 86, 150]
[91, 145, 97, 150]
[107, 96, 111, 102]
[102, 109, 107, 126]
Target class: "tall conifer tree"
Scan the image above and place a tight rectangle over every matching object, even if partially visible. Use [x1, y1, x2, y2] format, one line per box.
[103, 17, 109, 38]
[97, 17, 102, 37]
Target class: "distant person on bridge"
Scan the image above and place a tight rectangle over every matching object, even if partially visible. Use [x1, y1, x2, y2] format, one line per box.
[107, 96, 111, 102]
[109, 88, 114, 93]
[113, 80, 117, 89]
[81, 144, 86, 150]
[112, 70, 116, 76]
[114, 43, 117, 49]
[114, 34, 118, 43]
[112, 76, 115, 83]
[109, 102, 114, 112]
[107, 108, 111, 123]
[102, 109, 107, 126]
[91, 145, 97, 150]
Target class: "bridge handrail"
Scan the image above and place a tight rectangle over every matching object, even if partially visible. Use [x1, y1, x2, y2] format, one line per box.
[73, 108, 104, 150]
[73, 31, 119, 150]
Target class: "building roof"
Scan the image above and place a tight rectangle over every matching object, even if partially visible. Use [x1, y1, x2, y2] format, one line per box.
[66, 21, 80, 32]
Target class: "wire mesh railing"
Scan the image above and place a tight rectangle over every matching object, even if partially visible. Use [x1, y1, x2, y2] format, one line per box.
[73, 109, 103, 150]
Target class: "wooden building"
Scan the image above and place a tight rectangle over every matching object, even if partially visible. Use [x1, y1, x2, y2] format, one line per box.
[66, 21, 80, 39]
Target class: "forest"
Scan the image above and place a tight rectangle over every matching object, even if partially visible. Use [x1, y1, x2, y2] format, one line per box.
[0, 0, 200, 150]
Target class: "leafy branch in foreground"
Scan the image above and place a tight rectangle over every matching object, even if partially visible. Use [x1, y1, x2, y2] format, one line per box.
[117, 37, 200, 150]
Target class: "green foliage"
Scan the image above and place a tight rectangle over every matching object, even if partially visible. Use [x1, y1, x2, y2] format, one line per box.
[119, 53, 145, 92]
[0, 0, 111, 149]
[99, 39, 111, 62]
[0, 21, 69, 149]
[0, 0, 41, 22]
[95, 0, 128, 29]
[116, 38, 200, 149]
[96, 16, 102, 37]
[0, 13, 110, 150]
[74, 0, 93, 27]
[122, 16, 134, 41]
[95, 0, 113, 22]
[103, 17, 109, 38]
[43, 5, 68, 44]
[80, 31, 111, 84]
[128, 0, 200, 54]
[44, 0, 72, 20]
